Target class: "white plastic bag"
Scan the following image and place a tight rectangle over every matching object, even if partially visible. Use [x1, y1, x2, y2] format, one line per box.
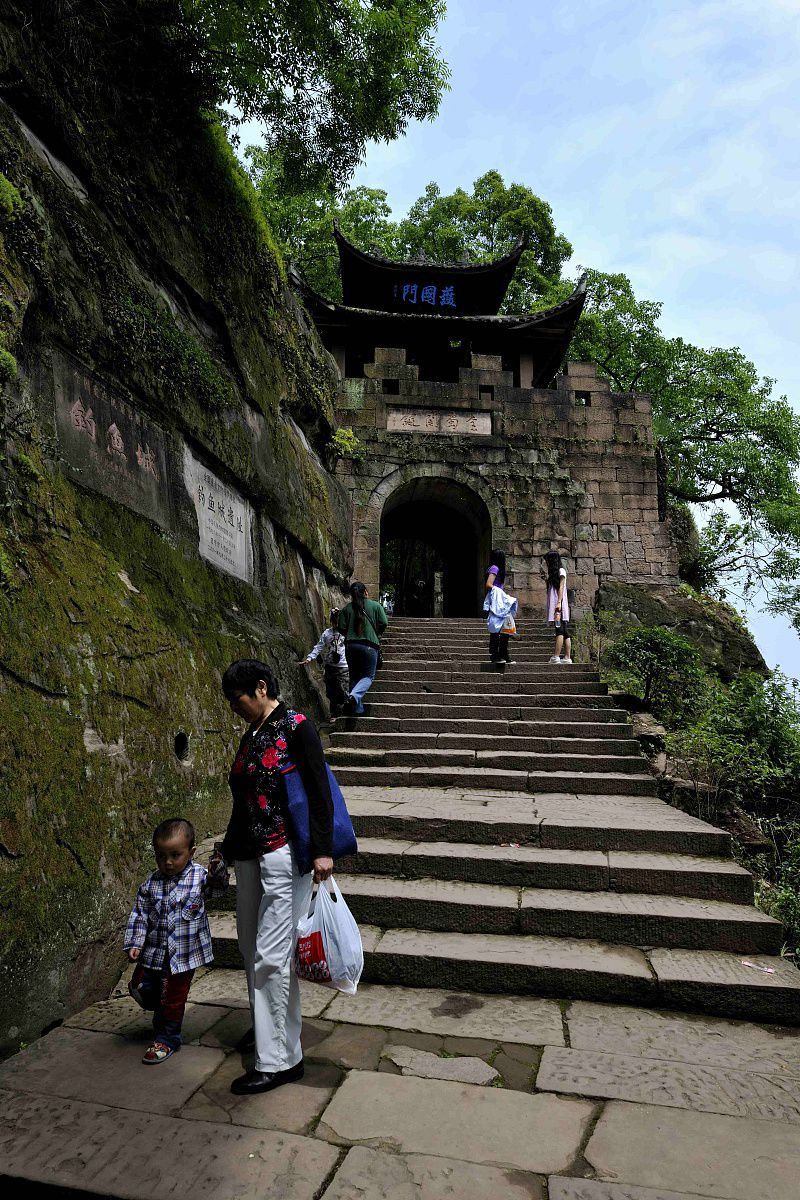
[294, 876, 364, 994]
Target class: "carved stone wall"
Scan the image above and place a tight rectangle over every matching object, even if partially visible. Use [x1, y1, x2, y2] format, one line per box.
[335, 348, 679, 615]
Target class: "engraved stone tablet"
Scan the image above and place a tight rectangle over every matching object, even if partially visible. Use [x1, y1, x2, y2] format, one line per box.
[53, 356, 171, 529]
[183, 447, 253, 583]
[387, 407, 491, 436]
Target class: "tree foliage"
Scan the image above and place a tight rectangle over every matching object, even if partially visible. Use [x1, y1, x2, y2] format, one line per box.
[571, 270, 800, 520]
[247, 149, 398, 296]
[184, 0, 450, 187]
[393, 172, 572, 310]
[247, 164, 572, 307]
[603, 626, 704, 717]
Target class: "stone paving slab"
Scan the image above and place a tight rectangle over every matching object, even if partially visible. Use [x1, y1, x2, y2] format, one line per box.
[584, 1100, 800, 1199]
[307, 1022, 388, 1070]
[550, 1181, 713, 1200]
[189, 967, 335, 1018]
[565, 1001, 800, 1074]
[648, 947, 800, 1024]
[537, 1045, 800, 1123]
[179, 1052, 342, 1133]
[325, 1146, 545, 1199]
[0, 1027, 224, 1115]
[324, 982, 565, 1045]
[315, 1072, 596, 1173]
[64, 995, 230, 1042]
[0, 1087, 339, 1199]
[383, 1044, 500, 1084]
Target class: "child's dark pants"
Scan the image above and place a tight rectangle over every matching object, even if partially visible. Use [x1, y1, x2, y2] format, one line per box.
[324, 664, 350, 715]
[489, 632, 510, 662]
[131, 963, 195, 1049]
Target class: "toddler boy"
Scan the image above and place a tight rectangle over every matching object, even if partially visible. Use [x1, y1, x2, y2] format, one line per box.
[299, 608, 350, 717]
[123, 817, 228, 1064]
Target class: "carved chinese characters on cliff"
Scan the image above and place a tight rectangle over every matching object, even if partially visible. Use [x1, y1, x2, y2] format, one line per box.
[387, 408, 491, 436]
[183, 447, 254, 583]
[54, 356, 171, 530]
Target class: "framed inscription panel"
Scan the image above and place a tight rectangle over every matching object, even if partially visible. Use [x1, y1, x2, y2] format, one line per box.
[53, 356, 172, 530]
[387, 407, 492, 436]
[183, 447, 254, 583]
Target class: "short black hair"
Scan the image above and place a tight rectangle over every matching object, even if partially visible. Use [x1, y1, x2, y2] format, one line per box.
[221, 659, 279, 700]
[153, 817, 195, 847]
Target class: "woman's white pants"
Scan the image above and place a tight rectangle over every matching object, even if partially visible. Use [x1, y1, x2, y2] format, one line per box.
[235, 845, 314, 1073]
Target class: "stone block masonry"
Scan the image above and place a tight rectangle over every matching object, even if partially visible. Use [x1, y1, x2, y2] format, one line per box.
[335, 351, 678, 615]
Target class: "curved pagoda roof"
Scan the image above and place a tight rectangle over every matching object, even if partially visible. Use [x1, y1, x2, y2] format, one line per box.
[334, 225, 525, 316]
[297, 269, 588, 388]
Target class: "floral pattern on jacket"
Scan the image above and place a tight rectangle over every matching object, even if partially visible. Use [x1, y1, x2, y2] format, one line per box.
[222, 707, 308, 860]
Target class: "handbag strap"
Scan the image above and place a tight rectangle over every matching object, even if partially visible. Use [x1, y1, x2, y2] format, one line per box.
[361, 604, 382, 645]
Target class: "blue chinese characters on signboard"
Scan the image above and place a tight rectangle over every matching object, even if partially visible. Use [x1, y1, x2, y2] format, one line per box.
[394, 283, 456, 309]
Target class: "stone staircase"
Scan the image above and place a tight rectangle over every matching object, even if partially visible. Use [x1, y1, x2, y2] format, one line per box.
[211, 618, 800, 1023]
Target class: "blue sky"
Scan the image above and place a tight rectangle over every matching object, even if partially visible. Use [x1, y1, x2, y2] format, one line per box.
[242, 0, 800, 674]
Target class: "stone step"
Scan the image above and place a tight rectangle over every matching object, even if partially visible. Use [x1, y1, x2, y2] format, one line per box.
[339, 875, 781, 954]
[208, 916, 800, 1022]
[334, 837, 754, 902]
[370, 679, 608, 697]
[345, 788, 731, 855]
[363, 702, 630, 722]
[333, 764, 659, 796]
[212, 838, 751, 901]
[213, 873, 773, 952]
[366, 691, 617, 709]
[329, 731, 642, 756]
[327, 747, 648, 775]
[384, 651, 569, 662]
[350, 716, 635, 738]
[376, 665, 600, 680]
[383, 638, 557, 650]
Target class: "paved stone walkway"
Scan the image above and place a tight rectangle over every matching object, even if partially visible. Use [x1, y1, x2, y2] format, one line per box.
[2, 973, 800, 1198]
[2, 618, 799, 1197]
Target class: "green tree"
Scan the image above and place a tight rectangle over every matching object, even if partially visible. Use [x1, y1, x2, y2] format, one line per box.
[570, 270, 800, 522]
[247, 149, 399, 297]
[393, 171, 572, 309]
[184, 0, 450, 187]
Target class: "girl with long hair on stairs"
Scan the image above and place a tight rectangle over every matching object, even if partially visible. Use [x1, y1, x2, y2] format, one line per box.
[543, 550, 572, 664]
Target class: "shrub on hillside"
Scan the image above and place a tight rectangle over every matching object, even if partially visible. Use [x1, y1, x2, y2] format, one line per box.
[603, 626, 704, 719]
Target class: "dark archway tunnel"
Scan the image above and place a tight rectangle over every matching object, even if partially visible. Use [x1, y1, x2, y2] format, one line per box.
[379, 477, 493, 617]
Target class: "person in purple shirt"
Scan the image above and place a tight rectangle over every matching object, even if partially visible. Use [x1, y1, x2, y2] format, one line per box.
[485, 549, 515, 665]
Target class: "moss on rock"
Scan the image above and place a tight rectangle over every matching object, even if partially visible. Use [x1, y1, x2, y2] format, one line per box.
[0, 2, 351, 1056]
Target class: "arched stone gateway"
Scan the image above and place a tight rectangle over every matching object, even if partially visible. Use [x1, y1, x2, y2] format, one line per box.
[379, 474, 493, 617]
[301, 233, 679, 615]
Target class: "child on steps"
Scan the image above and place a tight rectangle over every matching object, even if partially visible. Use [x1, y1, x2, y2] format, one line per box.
[123, 817, 228, 1064]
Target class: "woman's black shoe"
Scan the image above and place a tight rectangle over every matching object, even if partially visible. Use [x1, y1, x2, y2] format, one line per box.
[230, 1061, 304, 1095]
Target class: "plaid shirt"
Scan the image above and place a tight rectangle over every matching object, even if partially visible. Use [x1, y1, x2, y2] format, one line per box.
[123, 860, 228, 973]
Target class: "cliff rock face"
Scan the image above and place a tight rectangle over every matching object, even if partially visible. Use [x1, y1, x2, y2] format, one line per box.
[595, 581, 768, 681]
[0, 4, 350, 1055]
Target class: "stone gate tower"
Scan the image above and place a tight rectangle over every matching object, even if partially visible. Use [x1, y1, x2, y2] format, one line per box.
[301, 229, 679, 617]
